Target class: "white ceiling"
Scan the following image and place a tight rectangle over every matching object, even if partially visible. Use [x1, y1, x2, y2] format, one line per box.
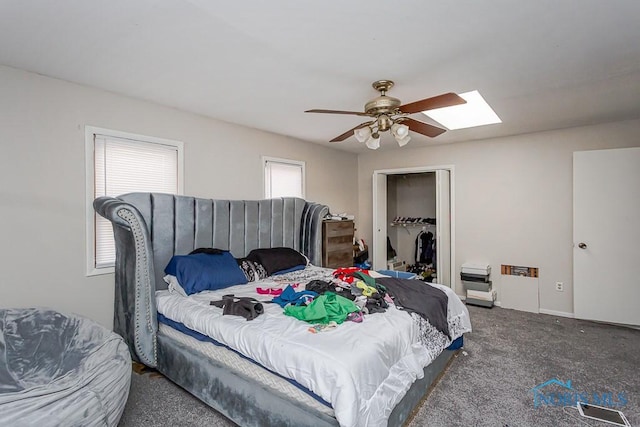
[2, 1, 640, 153]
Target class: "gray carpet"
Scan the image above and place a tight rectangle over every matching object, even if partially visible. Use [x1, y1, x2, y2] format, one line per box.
[118, 306, 640, 426]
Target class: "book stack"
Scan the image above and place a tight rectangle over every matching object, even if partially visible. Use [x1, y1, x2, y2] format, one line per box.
[461, 263, 495, 308]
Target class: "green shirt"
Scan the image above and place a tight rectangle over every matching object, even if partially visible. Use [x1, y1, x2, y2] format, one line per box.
[284, 292, 360, 324]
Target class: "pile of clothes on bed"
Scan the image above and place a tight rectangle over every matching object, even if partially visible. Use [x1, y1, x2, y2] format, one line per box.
[264, 267, 451, 342]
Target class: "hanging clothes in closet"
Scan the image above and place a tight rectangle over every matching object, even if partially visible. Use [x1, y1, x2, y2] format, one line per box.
[415, 229, 434, 264]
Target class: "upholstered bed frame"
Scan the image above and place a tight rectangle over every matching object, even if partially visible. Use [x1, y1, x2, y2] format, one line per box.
[94, 192, 454, 427]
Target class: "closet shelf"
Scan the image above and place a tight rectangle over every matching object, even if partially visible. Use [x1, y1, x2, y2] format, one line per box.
[390, 221, 435, 227]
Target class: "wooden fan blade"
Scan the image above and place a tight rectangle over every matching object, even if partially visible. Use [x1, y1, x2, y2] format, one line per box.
[404, 118, 447, 138]
[305, 109, 370, 116]
[399, 93, 466, 114]
[330, 122, 371, 142]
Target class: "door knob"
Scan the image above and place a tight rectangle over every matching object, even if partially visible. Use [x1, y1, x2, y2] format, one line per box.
[578, 242, 587, 249]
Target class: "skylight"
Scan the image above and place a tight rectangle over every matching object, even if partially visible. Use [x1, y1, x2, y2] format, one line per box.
[422, 90, 501, 130]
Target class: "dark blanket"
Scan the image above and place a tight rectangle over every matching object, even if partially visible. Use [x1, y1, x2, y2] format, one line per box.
[375, 277, 450, 339]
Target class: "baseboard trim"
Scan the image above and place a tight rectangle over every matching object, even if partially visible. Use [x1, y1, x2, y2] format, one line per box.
[539, 308, 575, 318]
[461, 301, 576, 318]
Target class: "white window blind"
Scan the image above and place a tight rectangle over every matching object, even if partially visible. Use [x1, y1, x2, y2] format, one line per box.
[94, 135, 180, 269]
[264, 158, 305, 198]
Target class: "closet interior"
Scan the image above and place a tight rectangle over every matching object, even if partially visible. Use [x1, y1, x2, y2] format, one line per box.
[386, 172, 438, 282]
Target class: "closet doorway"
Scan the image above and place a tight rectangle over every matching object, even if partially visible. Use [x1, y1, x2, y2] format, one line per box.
[372, 166, 454, 287]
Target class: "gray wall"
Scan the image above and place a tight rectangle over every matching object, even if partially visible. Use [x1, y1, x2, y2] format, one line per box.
[358, 119, 640, 316]
[0, 65, 358, 327]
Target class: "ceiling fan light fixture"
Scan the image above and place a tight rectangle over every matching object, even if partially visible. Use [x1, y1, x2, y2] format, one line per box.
[365, 134, 381, 150]
[391, 123, 409, 138]
[306, 80, 461, 144]
[395, 134, 411, 147]
[354, 126, 372, 143]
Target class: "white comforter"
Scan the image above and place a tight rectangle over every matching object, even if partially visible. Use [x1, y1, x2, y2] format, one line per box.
[156, 266, 471, 427]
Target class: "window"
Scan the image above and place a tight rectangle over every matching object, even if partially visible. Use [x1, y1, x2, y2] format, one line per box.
[263, 157, 305, 199]
[422, 90, 501, 130]
[86, 126, 184, 275]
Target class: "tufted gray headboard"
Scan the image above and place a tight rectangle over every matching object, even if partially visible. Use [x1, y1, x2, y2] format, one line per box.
[94, 193, 329, 366]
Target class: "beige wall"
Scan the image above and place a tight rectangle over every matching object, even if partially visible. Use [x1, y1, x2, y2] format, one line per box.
[2, 62, 639, 325]
[0, 65, 358, 327]
[358, 119, 640, 315]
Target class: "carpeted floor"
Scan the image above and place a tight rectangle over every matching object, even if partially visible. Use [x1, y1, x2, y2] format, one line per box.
[118, 305, 640, 427]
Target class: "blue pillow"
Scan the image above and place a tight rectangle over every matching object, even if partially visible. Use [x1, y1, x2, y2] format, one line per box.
[164, 252, 247, 295]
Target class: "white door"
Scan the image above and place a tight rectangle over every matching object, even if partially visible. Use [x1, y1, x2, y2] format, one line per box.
[372, 172, 388, 270]
[573, 147, 640, 326]
[436, 170, 451, 286]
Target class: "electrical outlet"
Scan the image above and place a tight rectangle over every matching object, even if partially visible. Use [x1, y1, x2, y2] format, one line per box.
[555, 282, 564, 292]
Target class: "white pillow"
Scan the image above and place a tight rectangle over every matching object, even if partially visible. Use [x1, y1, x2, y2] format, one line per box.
[163, 274, 188, 297]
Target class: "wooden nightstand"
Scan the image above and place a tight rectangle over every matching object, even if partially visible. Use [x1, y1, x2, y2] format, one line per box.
[321, 220, 354, 268]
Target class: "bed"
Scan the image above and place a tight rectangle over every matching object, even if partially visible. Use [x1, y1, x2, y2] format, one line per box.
[94, 192, 471, 427]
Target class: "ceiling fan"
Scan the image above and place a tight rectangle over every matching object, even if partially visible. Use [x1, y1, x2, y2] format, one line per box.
[305, 80, 466, 149]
